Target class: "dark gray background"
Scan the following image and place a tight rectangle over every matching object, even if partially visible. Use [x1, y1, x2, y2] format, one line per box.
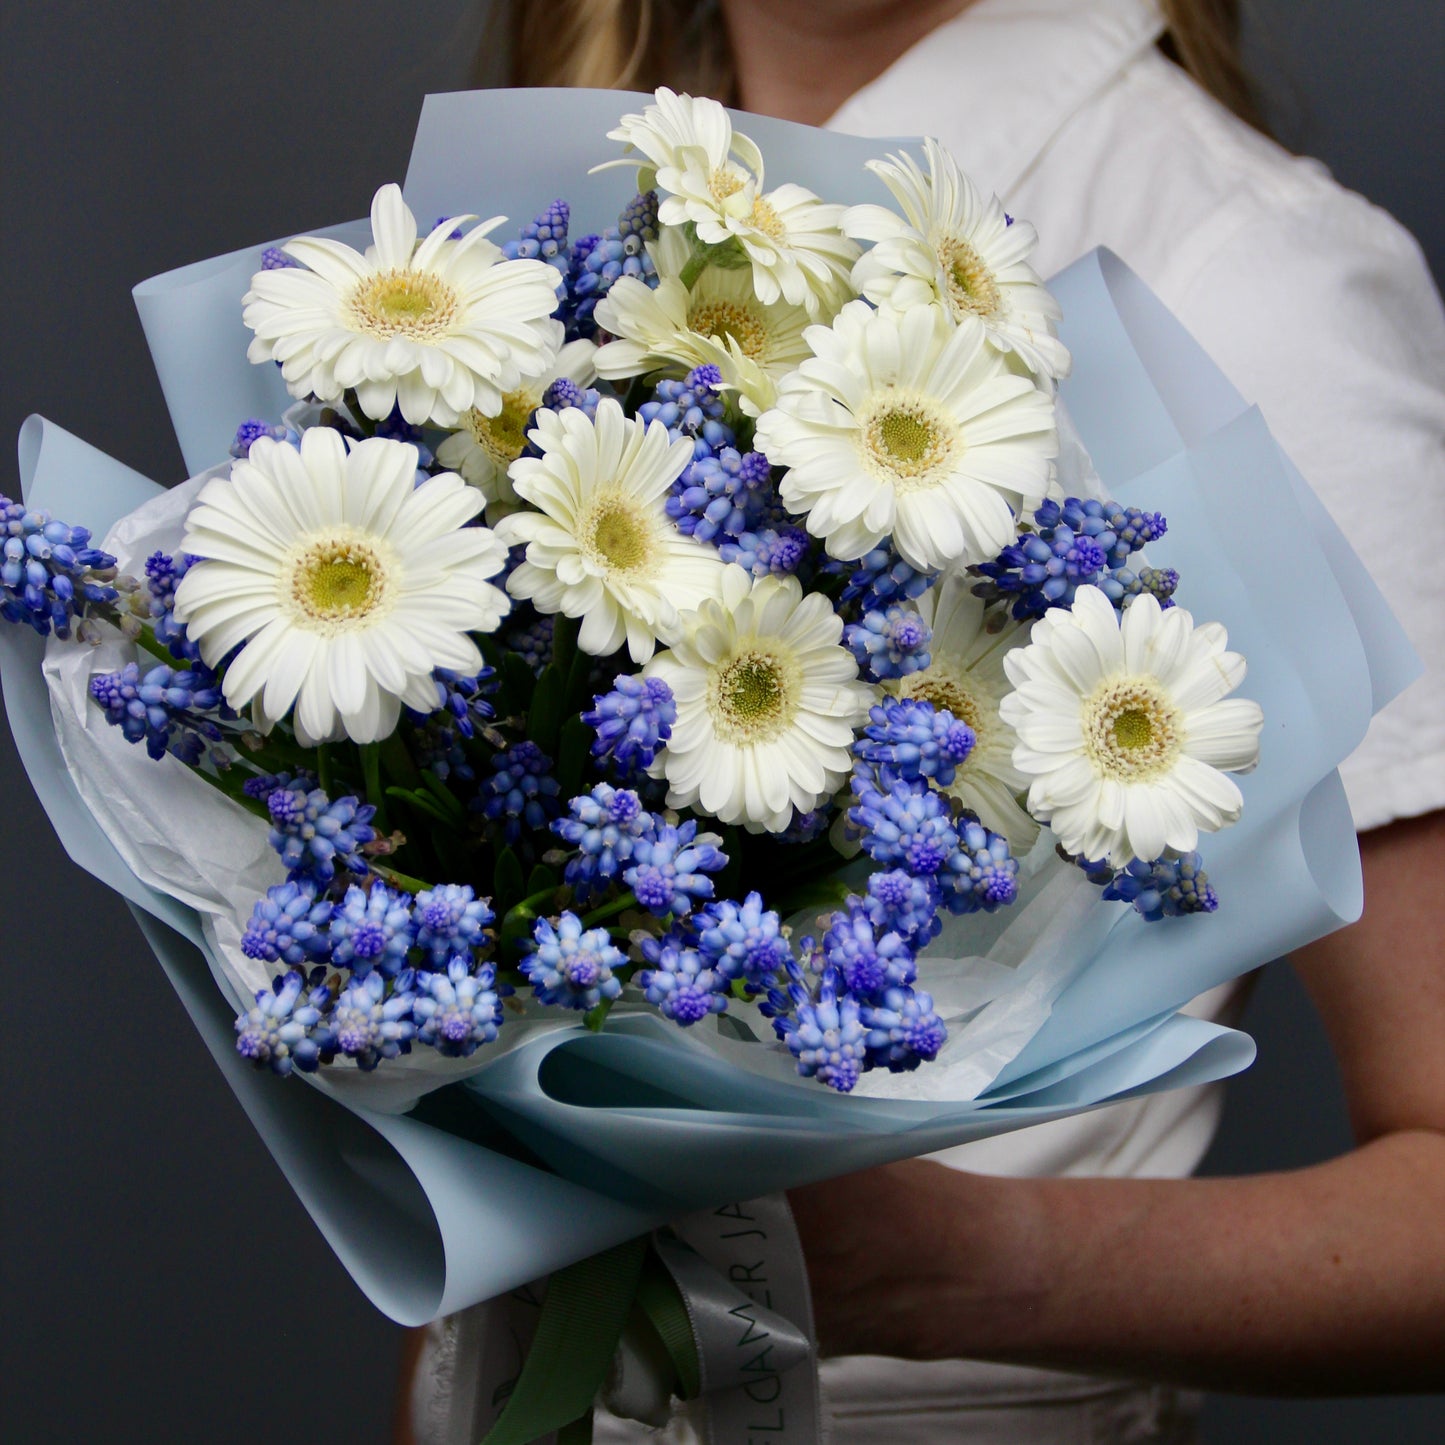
[2, 3, 1441, 1441]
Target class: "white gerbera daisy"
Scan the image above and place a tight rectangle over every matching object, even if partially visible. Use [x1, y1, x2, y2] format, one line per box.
[999, 586, 1264, 866]
[754, 300, 1056, 571]
[645, 568, 876, 832]
[243, 184, 564, 428]
[603, 88, 859, 317]
[844, 140, 1070, 381]
[495, 399, 727, 663]
[174, 429, 509, 745]
[594, 226, 813, 415]
[887, 572, 1038, 851]
[434, 338, 597, 517]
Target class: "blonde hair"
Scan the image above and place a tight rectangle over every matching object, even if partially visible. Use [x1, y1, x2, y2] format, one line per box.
[491, 0, 1265, 131]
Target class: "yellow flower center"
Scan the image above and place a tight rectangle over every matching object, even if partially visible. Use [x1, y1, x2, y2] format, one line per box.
[580, 491, 656, 577]
[746, 195, 786, 243]
[938, 237, 1002, 320]
[861, 395, 959, 491]
[465, 389, 538, 469]
[908, 675, 982, 735]
[1082, 679, 1181, 781]
[350, 269, 459, 340]
[709, 168, 747, 204]
[707, 646, 799, 744]
[282, 532, 397, 633]
[688, 298, 768, 360]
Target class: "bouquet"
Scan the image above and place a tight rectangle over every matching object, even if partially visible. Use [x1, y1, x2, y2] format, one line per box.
[3, 87, 1416, 1442]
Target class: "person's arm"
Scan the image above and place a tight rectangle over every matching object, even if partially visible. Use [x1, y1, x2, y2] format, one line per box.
[789, 809, 1445, 1394]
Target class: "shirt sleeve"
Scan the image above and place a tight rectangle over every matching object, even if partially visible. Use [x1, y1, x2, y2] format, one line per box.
[1166, 181, 1445, 831]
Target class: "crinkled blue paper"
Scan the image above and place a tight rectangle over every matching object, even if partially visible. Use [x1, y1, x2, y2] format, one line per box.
[3, 89, 1418, 1324]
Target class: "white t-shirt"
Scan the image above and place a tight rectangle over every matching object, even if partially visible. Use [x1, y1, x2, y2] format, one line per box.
[805, 0, 1445, 1431]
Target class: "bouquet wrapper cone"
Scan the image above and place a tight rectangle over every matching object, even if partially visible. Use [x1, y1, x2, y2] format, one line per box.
[4, 89, 1420, 1325]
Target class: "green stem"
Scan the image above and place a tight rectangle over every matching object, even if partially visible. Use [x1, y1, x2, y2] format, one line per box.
[373, 862, 434, 894]
[551, 611, 580, 684]
[583, 998, 617, 1033]
[360, 741, 389, 833]
[580, 891, 638, 929]
[316, 741, 335, 797]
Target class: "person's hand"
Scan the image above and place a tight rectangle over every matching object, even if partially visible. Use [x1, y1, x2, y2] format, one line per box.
[788, 1158, 1045, 1361]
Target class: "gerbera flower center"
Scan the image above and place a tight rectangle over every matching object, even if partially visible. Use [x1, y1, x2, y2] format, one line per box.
[707, 646, 798, 744]
[710, 168, 747, 204]
[861, 396, 959, 490]
[747, 196, 787, 243]
[465, 388, 538, 467]
[350, 269, 459, 341]
[581, 491, 657, 576]
[282, 532, 398, 632]
[938, 237, 1002, 320]
[1082, 678, 1182, 781]
[688, 298, 767, 359]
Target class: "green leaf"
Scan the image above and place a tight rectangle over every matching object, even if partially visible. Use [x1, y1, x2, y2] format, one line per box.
[557, 714, 591, 801]
[527, 863, 558, 896]
[493, 845, 526, 912]
[420, 769, 465, 825]
[499, 652, 536, 715]
[528, 662, 567, 756]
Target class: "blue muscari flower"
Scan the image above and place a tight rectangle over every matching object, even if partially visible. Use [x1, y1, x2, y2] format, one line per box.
[625, 819, 727, 917]
[694, 891, 791, 985]
[1, 494, 121, 639]
[476, 740, 561, 843]
[410, 666, 497, 739]
[864, 868, 942, 945]
[1102, 850, 1219, 922]
[412, 957, 503, 1056]
[972, 496, 1171, 621]
[240, 880, 334, 966]
[861, 984, 947, 1072]
[777, 804, 830, 845]
[503, 199, 572, 275]
[637, 937, 731, 1025]
[854, 698, 975, 787]
[142, 550, 202, 662]
[229, 418, 300, 459]
[541, 376, 603, 419]
[267, 785, 377, 884]
[234, 967, 335, 1076]
[329, 881, 416, 977]
[567, 192, 659, 339]
[823, 899, 917, 996]
[1096, 563, 1179, 610]
[503, 611, 553, 674]
[412, 883, 495, 966]
[666, 448, 774, 545]
[849, 766, 957, 877]
[552, 783, 653, 899]
[844, 605, 933, 681]
[641, 367, 732, 449]
[332, 968, 417, 1070]
[584, 674, 676, 780]
[89, 659, 229, 764]
[941, 817, 1019, 915]
[261, 246, 300, 270]
[836, 543, 936, 616]
[522, 912, 624, 1010]
[719, 523, 810, 578]
[775, 964, 870, 1093]
[242, 769, 316, 801]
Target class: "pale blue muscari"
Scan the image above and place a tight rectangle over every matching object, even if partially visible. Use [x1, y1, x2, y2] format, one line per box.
[3, 89, 1418, 1326]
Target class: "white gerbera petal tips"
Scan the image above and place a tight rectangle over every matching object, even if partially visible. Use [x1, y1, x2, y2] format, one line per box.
[754, 300, 1057, 571]
[173, 430, 510, 744]
[645, 568, 877, 833]
[998, 586, 1264, 867]
[243, 184, 564, 429]
[495, 398, 728, 664]
[844, 139, 1071, 381]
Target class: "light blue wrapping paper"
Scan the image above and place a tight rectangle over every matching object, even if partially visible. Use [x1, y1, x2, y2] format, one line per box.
[4, 90, 1419, 1323]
